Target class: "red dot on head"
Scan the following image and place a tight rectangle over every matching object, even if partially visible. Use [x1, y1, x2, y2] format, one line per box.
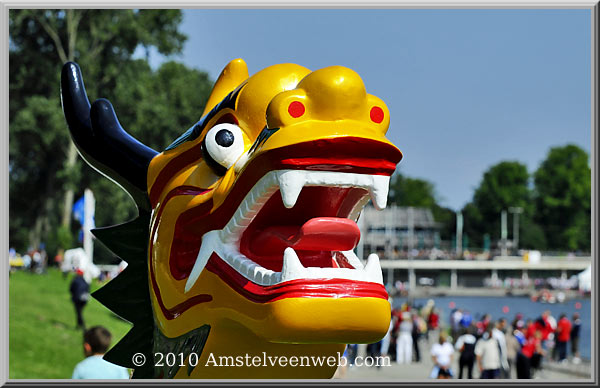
[370, 106, 384, 123]
[288, 101, 305, 118]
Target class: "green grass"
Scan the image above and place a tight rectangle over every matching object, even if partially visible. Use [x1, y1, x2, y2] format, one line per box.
[9, 268, 132, 379]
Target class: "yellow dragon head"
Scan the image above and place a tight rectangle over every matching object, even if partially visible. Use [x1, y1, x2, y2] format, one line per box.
[61, 59, 402, 379]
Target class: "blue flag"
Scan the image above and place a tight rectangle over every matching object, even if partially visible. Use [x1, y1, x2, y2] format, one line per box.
[73, 196, 85, 223]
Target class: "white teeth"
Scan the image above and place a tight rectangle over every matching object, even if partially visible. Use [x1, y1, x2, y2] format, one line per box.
[222, 170, 389, 243]
[341, 250, 365, 270]
[348, 194, 371, 222]
[281, 247, 306, 282]
[364, 253, 383, 284]
[276, 170, 390, 211]
[280, 248, 382, 284]
[184, 169, 391, 292]
[277, 170, 305, 209]
[184, 230, 222, 293]
[369, 175, 390, 210]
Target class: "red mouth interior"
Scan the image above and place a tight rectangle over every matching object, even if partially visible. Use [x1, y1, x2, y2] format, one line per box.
[239, 186, 368, 272]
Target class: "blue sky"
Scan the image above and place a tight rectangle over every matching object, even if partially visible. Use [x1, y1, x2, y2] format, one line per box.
[145, 9, 591, 211]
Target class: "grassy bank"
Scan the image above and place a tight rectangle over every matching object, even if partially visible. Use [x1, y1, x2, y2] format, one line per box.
[9, 268, 132, 379]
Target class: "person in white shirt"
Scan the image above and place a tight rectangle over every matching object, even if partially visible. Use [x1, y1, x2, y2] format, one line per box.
[475, 323, 502, 379]
[491, 318, 510, 378]
[430, 332, 454, 378]
[396, 312, 413, 364]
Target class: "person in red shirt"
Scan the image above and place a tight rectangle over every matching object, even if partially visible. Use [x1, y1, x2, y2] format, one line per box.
[428, 309, 440, 330]
[529, 314, 553, 342]
[525, 320, 536, 339]
[516, 328, 544, 379]
[529, 330, 545, 376]
[555, 314, 572, 362]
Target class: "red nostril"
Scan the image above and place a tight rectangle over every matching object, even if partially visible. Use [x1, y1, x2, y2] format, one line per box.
[370, 106, 384, 123]
[288, 101, 305, 118]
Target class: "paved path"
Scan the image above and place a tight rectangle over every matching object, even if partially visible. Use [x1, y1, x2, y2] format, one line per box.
[335, 333, 591, 381]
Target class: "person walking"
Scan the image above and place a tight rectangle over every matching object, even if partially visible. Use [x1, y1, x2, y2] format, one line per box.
[517, 328, 544, 378]
[396, 312, 413, 364]
[492, 318, 510, 378]
[455, 325, 477, 379]
[555, 313, 572, 362]
[541, 310, 557, 359]
[411, 313, 423, 362]
[505, 326, 522, 378]
[571, 312, 582, 363]
[475, 323, 502, 379]
[515, 327, 532, 379]
[529, 330, 546, 377]
[69, 268, 90, 330]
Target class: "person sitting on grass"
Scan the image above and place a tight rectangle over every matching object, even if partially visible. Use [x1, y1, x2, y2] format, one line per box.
[72, 326, 130, 379]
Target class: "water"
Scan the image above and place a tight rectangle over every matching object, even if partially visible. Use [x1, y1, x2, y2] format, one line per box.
[393, 295, 592, 360]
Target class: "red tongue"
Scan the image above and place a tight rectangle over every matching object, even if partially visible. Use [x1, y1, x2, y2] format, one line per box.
[251, 217, 360, 256]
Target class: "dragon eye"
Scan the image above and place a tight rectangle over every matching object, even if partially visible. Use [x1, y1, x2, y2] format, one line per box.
[202, 123, 245, 174]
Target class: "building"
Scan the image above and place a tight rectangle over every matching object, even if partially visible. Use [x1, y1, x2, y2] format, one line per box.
[358, 205, 442, 261]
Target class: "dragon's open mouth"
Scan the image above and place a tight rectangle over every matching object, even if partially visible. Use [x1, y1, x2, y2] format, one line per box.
[184, 169, 389, 295]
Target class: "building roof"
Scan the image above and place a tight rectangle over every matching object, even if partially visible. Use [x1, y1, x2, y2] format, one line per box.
[361, 205, 439, 229]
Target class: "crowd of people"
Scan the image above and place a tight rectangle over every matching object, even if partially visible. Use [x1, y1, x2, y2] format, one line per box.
[9, 246, 49, 274]
[450, 308, 582, 379]
[349, 300, 583, 379]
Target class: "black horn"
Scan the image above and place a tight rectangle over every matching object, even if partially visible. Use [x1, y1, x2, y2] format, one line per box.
[61, 62, 158, 212]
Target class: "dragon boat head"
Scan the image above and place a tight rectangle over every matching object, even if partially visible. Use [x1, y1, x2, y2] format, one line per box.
[62, 58, 402, 378]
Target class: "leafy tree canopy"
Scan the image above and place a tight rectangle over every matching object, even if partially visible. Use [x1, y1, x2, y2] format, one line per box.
[9, 10, 214, 262]
[534, 144, 591, 251]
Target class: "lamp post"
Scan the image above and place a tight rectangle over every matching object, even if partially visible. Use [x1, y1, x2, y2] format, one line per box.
[456, 211, 463, 258]
[500, 210, 508, 257]
[509, 206, 523, 254]
[407, 207, 416, 295]
[385, 208, 394, 289]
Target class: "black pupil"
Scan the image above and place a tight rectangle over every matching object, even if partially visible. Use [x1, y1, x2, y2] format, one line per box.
[215, 129, 235, 147]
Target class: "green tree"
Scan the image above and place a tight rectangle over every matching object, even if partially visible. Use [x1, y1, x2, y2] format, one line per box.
[82, 60, 213, 231]
[388, 172, 455, 241]
[462, 161, 541, 249]
[533, 144, 591, 251]
[388, 173, 437, 208]
[461, 202, 484, 248]
[9, 95, 71, 250]
[9, 10, 213, 260]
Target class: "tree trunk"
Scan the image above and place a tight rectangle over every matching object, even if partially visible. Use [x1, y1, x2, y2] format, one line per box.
[60, 10, 82, 229]
[28, 216, 43, 250]
[61, 142, 78, 227]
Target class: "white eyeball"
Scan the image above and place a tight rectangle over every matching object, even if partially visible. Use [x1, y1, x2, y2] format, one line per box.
[204, 123, 245, 169]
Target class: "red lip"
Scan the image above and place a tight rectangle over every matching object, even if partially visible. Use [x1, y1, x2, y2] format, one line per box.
[205, 253, 388, 303]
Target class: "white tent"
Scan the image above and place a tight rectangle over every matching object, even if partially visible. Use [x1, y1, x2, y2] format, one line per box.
[62, 247, 100, 284]
[577, 265, 592, 293]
